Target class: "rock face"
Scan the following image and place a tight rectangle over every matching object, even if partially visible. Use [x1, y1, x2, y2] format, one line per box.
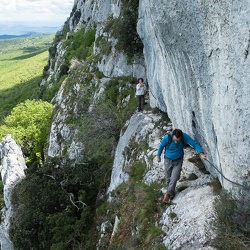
[108, 111, 162, 193]
[161, 185, 216, 250]
[106, 111, 216, 249]
[0, 135, 27, 250]
[34, 0, 250, 248]
[64, 0, 250, 191]
[45, 0, 146, 160]
[161, 149, 216, 250]
[70, 0, 145, 78]
[137, 0, 250, 190]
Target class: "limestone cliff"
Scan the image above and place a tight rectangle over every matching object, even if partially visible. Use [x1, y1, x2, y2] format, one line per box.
[1, 0, 249, 249]
[40, 0, 249, 248]
[0, 135, 27, 250]
[49, 0, 250, 191]
[137, 0, 250, 190]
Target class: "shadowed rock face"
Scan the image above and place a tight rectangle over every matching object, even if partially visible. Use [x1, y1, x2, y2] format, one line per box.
[0, 135, 27, 250]
[137, 0, 250, 189]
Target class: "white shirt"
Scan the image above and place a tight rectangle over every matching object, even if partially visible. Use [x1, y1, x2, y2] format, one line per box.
[136, 83, 146, 96]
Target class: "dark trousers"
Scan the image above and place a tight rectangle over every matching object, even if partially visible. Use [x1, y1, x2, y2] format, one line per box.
[137, 95, 145, 111]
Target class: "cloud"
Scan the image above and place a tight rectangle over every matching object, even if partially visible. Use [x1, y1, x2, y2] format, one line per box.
[0, 0, 74, 27]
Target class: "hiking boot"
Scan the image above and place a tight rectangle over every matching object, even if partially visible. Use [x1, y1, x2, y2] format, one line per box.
[163, 192, 171, 204]
[170, 193, 175, 200]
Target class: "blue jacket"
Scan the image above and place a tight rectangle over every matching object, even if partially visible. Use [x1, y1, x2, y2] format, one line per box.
[157, 132, 203, 160]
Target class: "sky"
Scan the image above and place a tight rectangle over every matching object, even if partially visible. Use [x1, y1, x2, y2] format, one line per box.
[0, 0, 75, 34]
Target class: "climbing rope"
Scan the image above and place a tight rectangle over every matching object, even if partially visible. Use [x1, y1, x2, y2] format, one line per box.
[146, 86, 248, 191]
[204, 158, 249, 190]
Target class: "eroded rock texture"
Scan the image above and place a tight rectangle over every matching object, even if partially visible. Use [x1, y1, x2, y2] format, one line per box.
[138, 0, 250, 189]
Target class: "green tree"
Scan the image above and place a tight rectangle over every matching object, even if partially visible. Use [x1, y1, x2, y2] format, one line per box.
[104, 0, 143, 58]
[0, 99, 53, 164]
[10, 159, 96, 250]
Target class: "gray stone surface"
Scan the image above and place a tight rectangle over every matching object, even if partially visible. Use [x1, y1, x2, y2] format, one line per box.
[68, 0, 146, 79]
[137, 0, 250, 190]
[107, 111, 162, 193]
[41, 0, 250, 248]
[106, 111, 216, 249]
[0, 135, 27, 250]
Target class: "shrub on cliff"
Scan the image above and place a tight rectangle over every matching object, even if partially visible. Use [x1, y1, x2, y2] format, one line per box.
[78, 77, 136, 161]
[63, 27, 96, 64]
[10, 160, 96, 250]
[210, 188, 250, 249]
[104, 0, 143, 58]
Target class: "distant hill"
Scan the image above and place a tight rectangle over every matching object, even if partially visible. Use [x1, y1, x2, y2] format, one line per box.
[0, 24, 61, 39]
[0, 32, 52, 40]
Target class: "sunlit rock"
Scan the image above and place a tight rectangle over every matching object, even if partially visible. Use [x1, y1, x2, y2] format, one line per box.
[0, 135, 27, 250]
[137, 0, 250, 190]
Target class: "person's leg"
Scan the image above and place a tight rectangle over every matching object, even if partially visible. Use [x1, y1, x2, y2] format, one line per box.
[141, 95, 145, 111]
[137, 96, 141, 111]
[164, 158, 173, 188]
[163, 158, 173, 203]
[167, 158, 183, 196]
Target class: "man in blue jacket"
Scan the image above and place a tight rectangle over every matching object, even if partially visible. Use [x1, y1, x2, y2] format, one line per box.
[157, 128, 206, 204]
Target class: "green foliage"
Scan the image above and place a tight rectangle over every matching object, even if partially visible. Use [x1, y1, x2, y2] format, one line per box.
[210, 188, 250, 250]
[0, 35, 53, 124]
[79, 99, 123, 163]
[10, 167, 68, 250]
[79, 77, 136, 162]
[95, 35, 112, 55]
[95, 70, 105, 79]
[0, 99, 53, 164]
[124, 137, 149, 163]
[169, 212, 177, 219]
[48, 207, 92, 250]
[49, 22, 70, 59]
[59, 63, 70, 78]
[10, 160, 98, 250]
[63, 27, 96, 63]
[104, 0, 143, 58]
[208, 178, 222, 194]
[101, 181, 166, 249]
[38, 76, 63, 102]
[40, 28, 96, 102]
[129, 160, 146, 182]
[95, 125, 166, 249]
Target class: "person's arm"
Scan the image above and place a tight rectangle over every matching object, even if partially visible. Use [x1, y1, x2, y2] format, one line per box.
[157, 135, 168, 162]
[183, 133, 206, 159]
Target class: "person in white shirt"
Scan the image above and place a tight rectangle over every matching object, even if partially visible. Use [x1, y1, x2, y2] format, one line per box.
[135, 78, 147, 112]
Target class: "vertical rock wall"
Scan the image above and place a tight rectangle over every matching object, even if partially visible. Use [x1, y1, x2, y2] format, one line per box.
[0, 135, 27, 250]
[46, 0, 146, 162]
[68, 0, 145, 78]
[137, 0, 250, 189]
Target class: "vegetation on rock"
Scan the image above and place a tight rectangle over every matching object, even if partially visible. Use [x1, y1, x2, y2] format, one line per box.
[104, 0, 143, 58]
[210, 188, 250, 250]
